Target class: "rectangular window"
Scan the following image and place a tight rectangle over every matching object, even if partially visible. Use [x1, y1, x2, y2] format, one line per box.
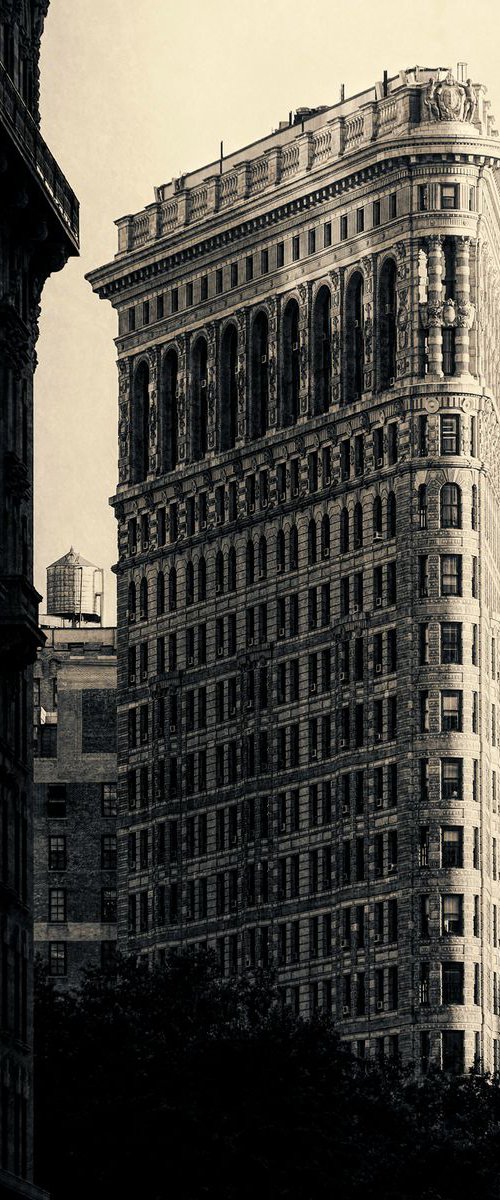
[260, 248, 269, 275]
[142, 300, 149, 326]
[171, 287, 179, 314]
[442, 961, 464, 1004]
[292, 235, 300, 261]
[441, 758, 463, 801]
[441, 184, 458, 210]
[200, 274, 208, 301]
[441, 623, 462, 664]
[156, 294, 164, 320]
[128, 306, 136, 331]
[372, 199, 381, 227]
[49, 942, 67, 977]
[389, 192, 397, 219]
[356, 207, 364, 233]
[216, 268, 223, 294]
[49, 888, 66, 923]
[186, 281, 193, 307]
[442, 894, 464, 935]
[276, 241, 285, 268]
[324, 221, 332, 247]
[48, 836, 66, 871]
[441, 691, 462, 732]
[440, 555, 462, 596]
[442, 827, 464, 868]
[308, 228, 316, 255]
[230, 262, 238, 288]
[340, 214, 348, 240]
[245, 255, 254, 282]
[440, 414, 460, 455]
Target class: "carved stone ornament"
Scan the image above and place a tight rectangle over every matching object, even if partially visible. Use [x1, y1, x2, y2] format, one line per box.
[422, 72, 477, 123]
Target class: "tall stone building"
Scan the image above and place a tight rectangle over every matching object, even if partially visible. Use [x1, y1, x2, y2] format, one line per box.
[89, 65, 500, 1075]
[33, 551, 117, 990]
[0, 3, 78, 1195]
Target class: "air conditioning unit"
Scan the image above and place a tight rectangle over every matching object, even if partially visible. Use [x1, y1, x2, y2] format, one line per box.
[376, 1000, 384, 1012]
[375, 663, 382, 674]
[374, 932, 381, 944]
[142, 540, 149, 551]
[374, 531, 383, 541]
[217, 647, 224, 657]
[169, 723, 177, 734]
[278, 627, 285, 638]
[129, 673, 136, 685]
[342, 1005, 350, 1016]
[388, 862, 396, 873]
[310, 749, 317, 760]
[130, 544, 137, 555]
[277, 562, 283, 573]
[187, 655, 194, 666]
[375, 796, 383, 809]
[376, 457, 384, 468]
[247, 636, 255, 647]
[309, 682, 317, 695]
[292, 486, 299, 497]
[248, 503, 255, 514]
[375, 597, 382, 608]
[353, 604, 359, 614]
[322, 548, 330, 559]
[342, 803, 349, 815]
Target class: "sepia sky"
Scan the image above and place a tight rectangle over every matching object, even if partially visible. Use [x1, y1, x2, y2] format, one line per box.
[34, 0, 500, 624]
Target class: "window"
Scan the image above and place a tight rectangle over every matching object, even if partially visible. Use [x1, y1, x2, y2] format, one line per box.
[49, 942, 67, 977]
[372, 199, 381, 227]
[246, 255, 254, 282]
[47, 784, 66, 818]
[442, 894, 463, 935]
[308, 228, 316, 254]
[440, 414, 460, 455]
[441, 691, 462, 732]
[260, 248, 269, 275]
[171, 287, 179, 313]
[49, 888, 66, 922]
[277, 241, 285, 268]
[340, 214, 348, 240]
[101, 835, 117, 870]
[442, 1030, 464, 1074]
[292, 235, 300, 261]
[442, 962, 464, 1004]
[101, 888, 117, 922]
[441, 184, 458, 210]
[389, 192, 397, 219]
[442, 827, 463, 868]
[441, 623, 462, 664]
[441, 758, 463, 801]
[440, 483, 461, 528]
[440, 555, 462, 596]
[49, 836, 66, 871]
[356, 207, 364, 233]
[186, 281, 193, 307]
[230, 262, 238, 288]
[324, 221, 332, 247]
[216, 268, 223, 294]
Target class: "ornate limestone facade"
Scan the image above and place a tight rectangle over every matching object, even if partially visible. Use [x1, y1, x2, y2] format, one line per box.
[89, 65, 500, 1074]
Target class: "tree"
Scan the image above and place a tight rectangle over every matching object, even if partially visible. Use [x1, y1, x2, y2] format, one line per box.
[34, 952, 500, 1200]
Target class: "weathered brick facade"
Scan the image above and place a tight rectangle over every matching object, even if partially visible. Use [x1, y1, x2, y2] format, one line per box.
[0, 3, 78, 1193]
[89, 66, 500, 1074]
[33, 625, 117, 989]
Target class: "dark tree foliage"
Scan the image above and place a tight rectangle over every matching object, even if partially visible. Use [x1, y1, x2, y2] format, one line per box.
[34, 952, 500, 1200]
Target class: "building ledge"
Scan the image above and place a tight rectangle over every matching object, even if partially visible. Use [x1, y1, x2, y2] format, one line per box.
[0, 575, 45, 668]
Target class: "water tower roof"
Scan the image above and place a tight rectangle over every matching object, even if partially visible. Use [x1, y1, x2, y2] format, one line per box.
[47, 547, 98, 571]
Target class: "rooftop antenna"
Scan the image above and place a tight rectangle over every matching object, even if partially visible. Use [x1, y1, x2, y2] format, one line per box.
[219, 140, 224, 174]
[340, 83, 345, 102]
[383, 70, 388, 97]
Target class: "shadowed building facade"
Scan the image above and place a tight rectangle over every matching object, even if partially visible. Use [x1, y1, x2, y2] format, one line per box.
[89, 66, 500, 1075]
[0, 3, 78, 1194]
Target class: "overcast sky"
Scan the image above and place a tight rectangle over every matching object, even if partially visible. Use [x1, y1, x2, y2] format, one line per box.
[34, 0, 500, 625]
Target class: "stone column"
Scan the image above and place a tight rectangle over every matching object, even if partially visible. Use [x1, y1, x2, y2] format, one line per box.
[117, 357, 132, 484]
[206, 323, 217, 450]
[426, 235, 444, 377]
[176, 333, 188, 464]
[267, 297, 278, 430]
[298, 282, 311, 416]
[361, 255, 374, 393]
[455, 236, 474, 376]
[329, 270, 341, 406]
[147, 348, 159, 476]
[236, 309, 248, 445]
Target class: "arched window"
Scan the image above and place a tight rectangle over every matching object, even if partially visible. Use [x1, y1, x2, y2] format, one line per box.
[442, 239, 456, 377]
[312, 286, 331, 415]
[418, 485, 427, 529]
[344, 272, 364, 404]
[308, 519, 317, 566]
[186, 561, 194, 606]
[471, 484, 478, 530]
[340, 507, 349, 554]
[440, 483, 462, 529]
[198, 556, 207, 602]
[216, 550, 224, 594]
[157, 572, 165, 616]
[246, 540, 255, 586]
[354, 502, 363, 549]
[321, 514, 330, 559]
[161, 349, 178, 472]
[249, 312, 268, 439]
[378, 259, 397, 390]
[131, 361, 149, 483]
[258, 536, 267, 580]
[281, 299, 300, 427]
[128, 581, 136, 624]
[191, 337, 208, 461]
[227, 546, 237, 592]
[220, 324, 238, 451]
[373, 496, 382, 538]
[139, 576, 148, 620]
[387, 491, 397, 539]
[289, 525, 298, 571]
[277, 529, 285, 572]
[168, 566, 177, 612]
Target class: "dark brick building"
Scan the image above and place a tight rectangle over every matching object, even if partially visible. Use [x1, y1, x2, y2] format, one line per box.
[89, 66, 500, 1075]
[0, 3, 78, 1194]
[34, 622, 117, 988]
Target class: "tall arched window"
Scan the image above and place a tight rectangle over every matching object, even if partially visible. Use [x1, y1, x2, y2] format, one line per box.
[198, 556, 207, 601]
[344, 272, 364, 404]
[340, 507, 349, 554]
[186, 561, 194, 606]
[373, 496, 382, 538]
[289, 525, 298, 570]
[387, 491, 397, 539]
[128, 581, 136, 624]
[321, 514, 330, 559]
[131, 361, 149, 483]
[440, 483, 462, 529]
[139, 576, 148, 620]
[216, 550, 224, 594]
[169, 566, 177, 612]
[442, 239, 456, 377]
[227, 546, 236, 592]
[354, 502, 363, 548]
[157, 572, 165, 616]
[246, 540, 255, 586]
[249, 312, 269, 439]
[418, 485, 427, 529]
[161, 349, 178, 472]
[258, 536, 267, 580]
[378, 259, 397, 391]
[276, 529, 285, 572]
[220, 324, 238, 451]
[191, 337, 208, 461]
[281, 299, 300, 427]
[312, 286, 331, 414]
[308, 519, 317, 566]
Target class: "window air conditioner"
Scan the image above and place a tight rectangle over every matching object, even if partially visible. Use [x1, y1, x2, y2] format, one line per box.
[375, 597, 382, 608]
[374, 531, 383, 541]
[217, 646, 224, 657]
[278, 628, 285, 638]
[342, 1005, 350, 1016]
[130, 544, 137, 555]
[247, 636, 255, 647]
[341, 939, 349, 949]
[376, 457, 384, 468]
[292, 486, 299, 497]
[375, 663, 382, 674]
[310, 749, 317, 760]
[374, 932, 381, 944]
[129, 673, 136, 685]
[187, 655, 194, 666]
[376, 1000, 384, 1012]
[375, 796, 383, 808]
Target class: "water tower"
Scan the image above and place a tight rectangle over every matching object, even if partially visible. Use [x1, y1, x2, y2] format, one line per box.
[46, 548, 104, 627]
